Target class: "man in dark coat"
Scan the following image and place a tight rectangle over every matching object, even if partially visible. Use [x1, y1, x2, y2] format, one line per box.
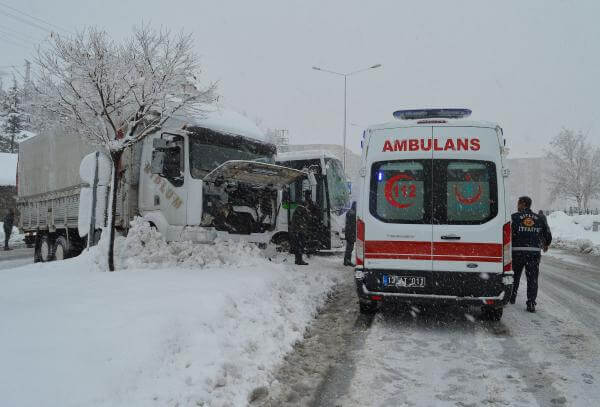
[344, 202, 357, 266]
[511, 196, 552, 313]
[3, 209, 15, 251]
[290, 195, 312, 265]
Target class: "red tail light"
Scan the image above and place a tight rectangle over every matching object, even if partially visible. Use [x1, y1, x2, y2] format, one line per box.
[503, 222, 512, 272]
[356, 218, 365, 265]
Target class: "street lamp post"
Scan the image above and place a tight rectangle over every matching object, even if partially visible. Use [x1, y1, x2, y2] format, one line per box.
[312, 63, 382, 173]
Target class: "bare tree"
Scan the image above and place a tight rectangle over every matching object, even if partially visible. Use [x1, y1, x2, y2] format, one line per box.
[34, 26, 217, 271]
[546, 129, 600, 210]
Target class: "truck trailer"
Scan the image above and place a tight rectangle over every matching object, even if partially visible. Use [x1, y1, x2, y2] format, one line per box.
[17, 105, 305, 262]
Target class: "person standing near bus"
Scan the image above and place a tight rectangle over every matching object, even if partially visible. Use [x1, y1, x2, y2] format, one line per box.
[344, 202, 356, 266]
[511, 196, 552, 313]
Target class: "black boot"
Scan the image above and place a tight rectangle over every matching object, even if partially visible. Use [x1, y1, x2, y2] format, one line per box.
[526, 301, 536, 313]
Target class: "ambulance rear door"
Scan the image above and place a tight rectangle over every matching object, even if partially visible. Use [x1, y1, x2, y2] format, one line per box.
[363, 126, 433, 271]
[431, 126, 504, 274]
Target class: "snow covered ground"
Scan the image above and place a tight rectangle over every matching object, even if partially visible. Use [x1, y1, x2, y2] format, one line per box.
[0, 222, 24, 247]
[547, 211, 600, 255]
[0, 221, 344, 407]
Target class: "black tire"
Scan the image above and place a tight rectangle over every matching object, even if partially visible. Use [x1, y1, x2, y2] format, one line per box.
[272, 234, 291, 253]
[359, 300, 379, 314]
[38, 234, 54, 262]
[53, 236, 71, 261]
[482, 306, 503, 321]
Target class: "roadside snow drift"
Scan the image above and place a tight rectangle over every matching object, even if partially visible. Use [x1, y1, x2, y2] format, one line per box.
[0, 220, 344, 407]
[547, 211, 600, 255]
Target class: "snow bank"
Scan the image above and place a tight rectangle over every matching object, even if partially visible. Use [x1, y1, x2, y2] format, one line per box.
[0, 222, 23, 246]
[547, 211, 600, 255]
[0, 152, 17, 185]
[0, 220, 344, 407]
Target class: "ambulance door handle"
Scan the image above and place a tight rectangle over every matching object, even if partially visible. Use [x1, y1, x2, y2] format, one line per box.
[441, 234, 461, 240]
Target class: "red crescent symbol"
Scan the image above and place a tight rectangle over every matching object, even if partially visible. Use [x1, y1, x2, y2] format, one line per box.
[384, 174, 415, 209]
[454, 184, 482, 205]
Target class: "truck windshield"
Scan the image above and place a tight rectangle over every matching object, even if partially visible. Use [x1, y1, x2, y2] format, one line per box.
[189, 134, 274, 179]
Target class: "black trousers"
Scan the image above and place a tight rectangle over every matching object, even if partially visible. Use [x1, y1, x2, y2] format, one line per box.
[512, 252, 541, 304]
[344, 240, 355, 264]
[290, 234, 305, 264]
[4, 230, 10, 249]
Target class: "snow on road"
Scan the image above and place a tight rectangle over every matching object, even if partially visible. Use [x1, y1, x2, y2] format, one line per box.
[0, 233, 344, 407]
[259, 251, 600, 407]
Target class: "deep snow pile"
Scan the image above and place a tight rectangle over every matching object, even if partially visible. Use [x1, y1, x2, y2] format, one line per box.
[547, 211, 600, 255]
[94, 218, 266, 270]
[0, 221, 344, 407]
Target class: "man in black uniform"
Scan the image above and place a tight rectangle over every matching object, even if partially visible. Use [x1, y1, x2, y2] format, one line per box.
[290, 194, 312, 265]
[511, 196, 552, 312]
[344, 202, 356, 266]
[3, 209, 15, 251]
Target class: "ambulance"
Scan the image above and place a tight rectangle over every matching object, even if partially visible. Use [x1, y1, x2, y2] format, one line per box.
[354, 109, 513, 320]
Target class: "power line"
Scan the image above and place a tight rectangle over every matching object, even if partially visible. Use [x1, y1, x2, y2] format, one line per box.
[0, 9, 54, 33]
[0, 26, 38, 46]
[0, 23, 43, 43]
[0, 1, 72, 34]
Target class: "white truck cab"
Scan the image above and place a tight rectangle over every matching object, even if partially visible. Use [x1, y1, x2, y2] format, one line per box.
[355, 109, 513, 320]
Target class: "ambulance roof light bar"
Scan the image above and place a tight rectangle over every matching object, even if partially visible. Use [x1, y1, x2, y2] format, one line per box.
[393, 108, 472, 120]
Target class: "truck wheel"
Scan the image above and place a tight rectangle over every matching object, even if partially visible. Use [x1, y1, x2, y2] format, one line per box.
[272, 234, 291, 253]
[39, 234, 54, 262]
[359, 300, 379, 314]
[53, 236, 70, 261]
[482, 306, 503, 321]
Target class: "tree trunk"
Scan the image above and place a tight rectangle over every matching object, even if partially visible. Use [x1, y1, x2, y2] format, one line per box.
[10, 134, 14, 153]
[108, 150, 123, 272]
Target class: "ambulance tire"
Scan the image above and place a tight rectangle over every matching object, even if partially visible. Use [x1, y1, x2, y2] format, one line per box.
[359, 300, 378, 314]
[482, 306, 503, 321]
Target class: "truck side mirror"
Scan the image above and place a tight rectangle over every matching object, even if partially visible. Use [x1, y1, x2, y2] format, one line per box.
[151, 150, 165, 175]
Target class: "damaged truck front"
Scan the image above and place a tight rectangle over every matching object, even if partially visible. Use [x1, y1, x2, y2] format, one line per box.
[17, 106, 305, 262]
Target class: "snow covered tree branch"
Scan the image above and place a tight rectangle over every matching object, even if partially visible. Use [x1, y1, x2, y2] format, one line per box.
[546, 129, 600, 210]
[34, 25, 217, 271]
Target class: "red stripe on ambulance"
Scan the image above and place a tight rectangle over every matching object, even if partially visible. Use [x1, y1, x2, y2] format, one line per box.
[365, 241, 502, 263]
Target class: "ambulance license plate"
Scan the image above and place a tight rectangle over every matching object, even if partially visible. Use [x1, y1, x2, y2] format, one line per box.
[383, 275, 426, 288]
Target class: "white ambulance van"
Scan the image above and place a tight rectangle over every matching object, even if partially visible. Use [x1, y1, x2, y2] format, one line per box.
[355, 109, 513, 320]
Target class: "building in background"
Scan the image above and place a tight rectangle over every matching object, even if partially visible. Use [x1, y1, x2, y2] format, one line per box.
[505, 157, 599, 211]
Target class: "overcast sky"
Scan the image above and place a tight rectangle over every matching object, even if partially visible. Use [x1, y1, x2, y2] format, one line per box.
[1, 0, 598, 157]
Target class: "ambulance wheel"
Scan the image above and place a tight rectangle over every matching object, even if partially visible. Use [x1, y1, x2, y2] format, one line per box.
[482, 306, 503, 321]
[359, 300, 378, 314]
[53, 236, 71, 261]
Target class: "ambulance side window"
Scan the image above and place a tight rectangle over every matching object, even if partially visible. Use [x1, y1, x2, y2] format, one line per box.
[369, 160, 430, 224]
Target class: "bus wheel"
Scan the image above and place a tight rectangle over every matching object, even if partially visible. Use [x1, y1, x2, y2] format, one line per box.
[54, 236, 71, 261]
[38, 234, 54, 262]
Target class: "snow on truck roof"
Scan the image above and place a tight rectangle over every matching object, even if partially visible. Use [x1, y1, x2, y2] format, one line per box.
[169, 103, 267, 143]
